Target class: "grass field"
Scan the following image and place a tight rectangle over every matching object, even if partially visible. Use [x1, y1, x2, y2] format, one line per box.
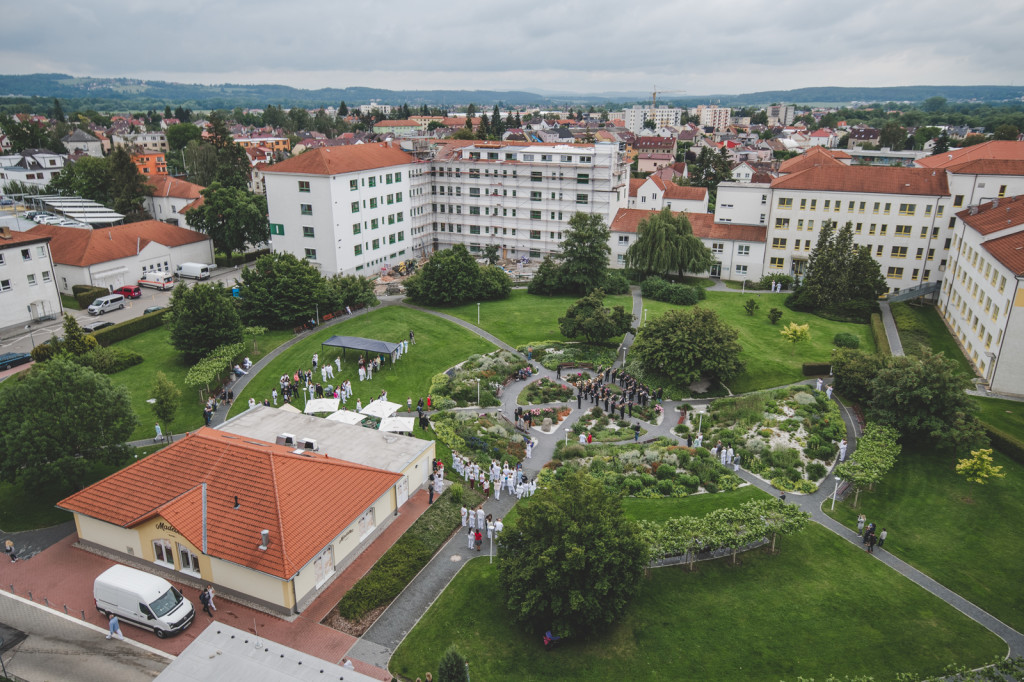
[641, 292, 876, 393]
[621, 485, 767, 523]
[229, 306, 495, 418]
[971, 395, 1024, 436]
[889, 302, 974, 376]
[425, 290, 634, 347]
[391, 525, 1003, 681]
[825, 445, 1024, 632]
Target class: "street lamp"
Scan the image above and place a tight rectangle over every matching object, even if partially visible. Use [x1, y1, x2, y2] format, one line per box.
[564, 427, 571, 444]
[488, 522, 495, 564]
[831, 476, 841, 511]
[476, 378, 480, 406]
[24, 324, 34, 348]
[477, 302, 480, 325]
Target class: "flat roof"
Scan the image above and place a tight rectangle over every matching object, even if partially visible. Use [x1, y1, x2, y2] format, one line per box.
[154, 623, 380, 682]
[218, 405, 431, 473]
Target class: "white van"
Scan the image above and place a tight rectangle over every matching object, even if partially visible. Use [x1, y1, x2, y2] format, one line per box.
[175, 262, 211, 280]
[94, 565, 195, 638]
[87, 293, 126, 315]
[138, 271, 175, 290]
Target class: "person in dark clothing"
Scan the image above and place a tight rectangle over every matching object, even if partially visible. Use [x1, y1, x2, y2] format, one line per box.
[577, 393, 582, 409]
[866, 531, 877, 553]
[199, 587, 213, 617]
[619, 403, 626, 419]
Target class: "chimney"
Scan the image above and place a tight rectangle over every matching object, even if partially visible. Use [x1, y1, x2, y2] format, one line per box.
[0, 226, 11, 239]
[258, 529, 270, 550]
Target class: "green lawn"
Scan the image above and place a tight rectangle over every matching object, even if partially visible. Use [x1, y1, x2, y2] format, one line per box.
[391, 524, 1003, 681]
[60, 293, 81, 310]
[621, 485, 767, 523]
[230, 306, 495, 418]
[424, 290, 634, 347]
[889, 302, 974, 376]
[825, 445, 1024, 632]
[972, 395, 1024, 436]
[642, 291, 876, 393]
[105, 326, 293, 441]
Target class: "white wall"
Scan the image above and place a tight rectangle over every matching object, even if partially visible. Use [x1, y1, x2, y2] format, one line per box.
[0, 238, 62, 326]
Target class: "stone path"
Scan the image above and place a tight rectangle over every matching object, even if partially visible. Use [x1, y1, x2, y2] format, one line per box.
[877, 300, 905, 356]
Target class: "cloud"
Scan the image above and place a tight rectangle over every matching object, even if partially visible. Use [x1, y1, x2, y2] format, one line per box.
[2, 0, 1022, 95]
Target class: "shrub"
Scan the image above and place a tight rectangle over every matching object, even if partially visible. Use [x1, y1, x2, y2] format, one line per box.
[447, 482, 464, 505]
[833, 332, 860, 349]
[561, 443, 586, 459]
[622, 476, 643, 495]
[214, 248, 270, 267]
[794, 391, 817, 406]
[802, 363, 831, 376]
[89, 309, 170, 347]
[433, 396, 458, 410]
[31, 341, 59, 363]
[657, 480, 674, 496]
[871, 313, 891, 356]
[768, 307, 783, 324]
[77, 346, 144, 374]
[770, 477, 795, 492]
[764, 446, 800, 469]
[655, 464, 676, 480]
[602, 271, 630, 295]
[985, 426, 1024, 465]
[805, 461, 828, 480]
[640, 473, 657, 488]
[793, 479, 818, 493]
[71, 285, 109, 309]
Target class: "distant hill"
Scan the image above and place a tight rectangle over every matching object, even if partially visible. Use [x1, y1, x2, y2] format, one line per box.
[0, 74, 1021, 111]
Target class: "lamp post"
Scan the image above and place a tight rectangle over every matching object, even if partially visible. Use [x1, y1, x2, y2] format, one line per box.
[831, 476, 841, 511]
[477, 302, 480, 325]
[25, 324, 34, 348]
[564, 427, 571, 444]
[476, 378, 480, 406]
[488, 522, 495, 564]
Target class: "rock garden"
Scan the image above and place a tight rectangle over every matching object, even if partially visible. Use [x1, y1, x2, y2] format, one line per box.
[429, 349, 532, 408]
[517, 377, 576, 405]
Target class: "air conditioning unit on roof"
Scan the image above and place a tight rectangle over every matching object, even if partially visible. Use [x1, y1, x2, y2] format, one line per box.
[275, 433, 296, 446]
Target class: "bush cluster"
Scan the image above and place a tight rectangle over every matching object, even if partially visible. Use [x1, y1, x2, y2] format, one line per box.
[76, 346, 144, 374]
[639, 276, 706, 306]
[833, 332, 860, 349]
[90, 309, 170, 347]
[748, 274, 794, 290]
[71, 285, 109, 309]
[214, 248, 269, 267]
[519, 341, 617, 371]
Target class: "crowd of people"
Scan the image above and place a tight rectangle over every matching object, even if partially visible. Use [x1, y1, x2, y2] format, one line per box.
[570, 365, 663, 420]
[856, 514, 888, 553]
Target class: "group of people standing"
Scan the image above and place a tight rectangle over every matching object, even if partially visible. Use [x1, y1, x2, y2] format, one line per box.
[463, 506, 503, 551]
[711, 441, 742, 472]
[572, 366, 662, 420]
[856, 514, 888, 553]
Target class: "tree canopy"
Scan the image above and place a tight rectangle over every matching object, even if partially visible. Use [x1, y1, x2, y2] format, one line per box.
[186, 182, 269, 256]
[0, 354, 136, 491]
[558, 289, 633, 343]
[624, 208, 713, 277]
[555, 212, 612, 295]
[630, 306, 744, 385]
[238, 252, 327, 329]
[835, 423, 901, 507]
[205, 111, 252, 189]
[498, 470, 648, 637]
[404, 245, 510, 305]
[46, 146, 153, 222]
[166, 282, 244, 362]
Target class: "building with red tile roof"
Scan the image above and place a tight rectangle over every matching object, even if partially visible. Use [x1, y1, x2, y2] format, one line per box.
[629, 176, 708, 213]
[0, 226, 63, 327]
[27, 220, 213, 293]
[58, 427, 407, 615]
[144, 176, 206, 229]
[916, 140, 1024, 169]
[778, 145, 851, 175]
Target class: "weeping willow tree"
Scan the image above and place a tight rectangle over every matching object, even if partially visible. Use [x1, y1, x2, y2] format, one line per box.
[624, 207, 714, 277]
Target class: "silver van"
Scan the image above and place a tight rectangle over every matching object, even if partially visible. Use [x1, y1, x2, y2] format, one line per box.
[88, 293, 126, 315]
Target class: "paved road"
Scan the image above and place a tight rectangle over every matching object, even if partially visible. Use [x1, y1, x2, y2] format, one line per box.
[0, 593, 171, 681]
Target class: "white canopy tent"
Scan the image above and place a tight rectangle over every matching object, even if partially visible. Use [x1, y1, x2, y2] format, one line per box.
[303, 398, 340, 415]
[359, 399, 402, 419]
[325, 409, 366, 425]
[378, 416, 415, 433]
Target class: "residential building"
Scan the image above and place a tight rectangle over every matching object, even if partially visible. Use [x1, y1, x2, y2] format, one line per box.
[60, 129, 103, 158]
[628, 176, 708, 213]
[848, 127, 881, 148]
[0, 226, 62, 329]
[636, 152, 674, 173]
[131, 149, 167, 176]
[111, 131, 168, 153]
[767, 104, 795, 126]
[618, 105, 684, 134]
[28, 220, 214, 292]
[58, 426, 410, 616]
[938, 195, 1024, 393]
[0, 149, 67, 188]
[144, 175, 205, 229]
[373, 119, 424, 135]
[234, 134, 290, 154]
[697, 105, 732, 131]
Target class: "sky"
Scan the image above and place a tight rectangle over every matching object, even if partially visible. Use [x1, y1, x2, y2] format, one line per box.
[4, 0, 1023, 96]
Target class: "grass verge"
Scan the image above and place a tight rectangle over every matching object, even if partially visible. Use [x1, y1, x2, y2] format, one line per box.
[889, 301, 974, 375]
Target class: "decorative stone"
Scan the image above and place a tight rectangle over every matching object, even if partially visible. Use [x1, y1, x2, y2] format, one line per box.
[542, 417, 553, 432]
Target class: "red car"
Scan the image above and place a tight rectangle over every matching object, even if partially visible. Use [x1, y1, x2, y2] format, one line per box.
[112, 285, 142, 299]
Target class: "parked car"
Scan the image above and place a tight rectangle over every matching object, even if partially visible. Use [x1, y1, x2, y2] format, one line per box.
[0, 352, 32, 371]
[0, 197, 14, 206]
[143, 305, 165, 315]
[87, 294, 126, 315]
[32, 213, 57, 223]
[112, 285, 141, 299]
[83, 321, 115, 333]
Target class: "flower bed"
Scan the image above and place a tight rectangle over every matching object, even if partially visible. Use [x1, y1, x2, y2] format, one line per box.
[526, 406, 572, 431]
[570, 407, 649, 443]
[550, 438, 742, 498]
[430, 349, 531, 407]
[517, 340, 618, 371]
[432, 411, 526, 469]
[517, 377, 576, 405]
[700, 386, 845, 493]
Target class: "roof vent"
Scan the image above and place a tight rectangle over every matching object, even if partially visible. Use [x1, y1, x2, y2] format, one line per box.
[299, 437, 318, 451]
[233, 496, 240, 510]
[993, 198, 999, 208]
[258, 530, 270, 550]
[275, 433, 296, 446]
[969, 206, 978, 215]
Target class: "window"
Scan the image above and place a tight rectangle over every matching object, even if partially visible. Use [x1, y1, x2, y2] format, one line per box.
[397, 212, 404, 222]
[386, 173, 393, 184]
[954, 195, 964, 207]
[737, 245, 750, 256]
[912, 268, 919, 281]
[21, 249, 30, 261]
[41, 270, 51, 282]
[879, 225, 887, 236]
[470, 226, 481, 235]
[26, 274, 36, 286]
[0, 279, 10, 292]
[371, 239, 380, 250]
[368, 177, 376, 188]
[350, 179, 358, 191]
[617, 254, 626, 264]
[855, 223, 862, 234]
[351, 201, 359, 213]
[800, 199, 807, 210]
[153, 539, 174, 567]
[777, 197, 793, 209]
[577, 173, 590, 184]
[859, 201, 866, 213]
[886, 267, 904, 278]
[397, 230, 404, 241]
[396, 192, 403, 203]
[618, 235, 629, 244]
[369, 198, 377, 209]
[353, 223, 361, 235]
[823, 200, 830, 211]
[178, 544, 200, 576]
[809, 199, 817, 210]
[469, 207, 480, 215]
[927, 249, 934, 260]
[998, 184, 1007, 198]
[298, 180, 310, 193]
[895, 225, 912, 237]
[371, 218, 379, 229]
[891, 246, 908, 258]
[735, 264, 748, 276]
[797, 219, 804, 229]
[769, 257, 785, 269]
[775, 218, 790, 229]
[916, 248, 924, 260]
[884, 203, 891, 215]
[876, 245, 884, 256]
[0, 253, 4, 266]
[303, 226, 315, 238]
[531, 171, 542, 182]
[530, 230, 542, 240]
[772, 238, 787, 249]
[530, 191, 542, 201]
[387, 193, 395, 204]
[576, 193, 588, 204]
[354, 244, 362, 256]
[530, 210, 542, 220]
[304, 248, 317, 260]
[711, 242, 725, 254]
[389, 234, 396, 244]
[300, 203, 312, 215]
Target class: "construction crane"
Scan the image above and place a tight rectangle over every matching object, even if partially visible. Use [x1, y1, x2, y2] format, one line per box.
[652, 86, 685, 110]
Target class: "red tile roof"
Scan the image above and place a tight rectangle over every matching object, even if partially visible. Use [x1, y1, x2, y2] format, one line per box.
[628, 178, 645, 197]
[981, 230, 1024, 275]
[0, 228, 51, 250]
[778, 146, 849, 174]
[609, 208, 766, 242]
[147, 175, 204, 200]
[957, 195, 1024, 236]
[770, 165, 949, 196]
[916, 140, 1024, 169]
[374, 119, 421, 128]
[662, 182, 708, 202]
[27, 221, 211, 267]
[58, 428, 402, 580]
[263, 144, 416, 176]
[945, 159, 1024, 176]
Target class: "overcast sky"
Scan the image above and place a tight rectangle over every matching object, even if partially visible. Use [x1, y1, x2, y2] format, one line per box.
[4, 0, 1022, 96]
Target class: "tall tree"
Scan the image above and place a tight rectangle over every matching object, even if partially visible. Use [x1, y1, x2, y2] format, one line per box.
[835, 423, 900, 507]
[555, 212, 611, 295]
[625, 208, 714, 277]
[788, 220, 885, 318]
[51, 98, 66, 122]
[237, 252, 327, 329]
[337, 101, 348, 117]
[933, 130, 950, 154]
[206, 111, 251, 190]
[166, 282, 244, 362]
[498, 470, 648, 637]
[107, 146, 153, 222]
[879, 121, 907, 150]
[186, 182, 269, 256]
[436, 646, 470, 682]
[0, 354, 136, 491]
[151, 371, 181, 438]
[558, 289, 633, 343]
[630, 306, 744, 385]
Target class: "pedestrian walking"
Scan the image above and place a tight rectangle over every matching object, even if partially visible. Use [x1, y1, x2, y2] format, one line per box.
[467, 527, 475, 550]
[199, 587, 213, 616]
[410, 330, 415, 345]
[815, 377, 823, 392]
[866, 531, 877, 553]
[474, 530, 483, 552]
[878, 528, 887, 548]
[839, 439, 848, 461]
[428, 474, 435, 504]
[633, 422, 640, 442]
[461, 506, 468, 527]
[154, 423, 163, 442]
[106, 614, 124, 640]
[826, 385, 833, 400]
[4, 539, 18, 563]
[206, 585, 217, 612]
[857, 514, 866, 536]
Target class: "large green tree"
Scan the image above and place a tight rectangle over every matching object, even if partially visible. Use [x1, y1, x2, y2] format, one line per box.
[237, 252, 326, 329]
[498, 470, 648, 637]
[46, 148, 152, 222]
[166, 282, 244, 362]
[558, 289, 633, 343]
[182, 138, 219, 186]
[186, 182, 269, 256]
[835, 423, 901, 507]
[555, 212, 611, 295]
[630, 306, 744, 385]
[206, 111, 251, 190]
[0, 354, 136, 490]
[625, 208, 713, 277]
[403, 245, 509, 305]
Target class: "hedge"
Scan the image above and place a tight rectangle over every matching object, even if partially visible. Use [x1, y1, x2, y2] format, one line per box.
[72, 285, 109, 309]
[802, 363, 831, 376]
[214, 248, 270, 268]
[870, 313, 891, 356]
[77, 346, 144, 374]
[985, 425, 1024, 466]
[90, 309, 170, 347]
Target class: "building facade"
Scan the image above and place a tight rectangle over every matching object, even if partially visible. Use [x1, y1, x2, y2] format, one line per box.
[0, 226, 62, 329]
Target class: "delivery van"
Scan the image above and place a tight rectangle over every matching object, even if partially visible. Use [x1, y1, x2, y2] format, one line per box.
[94, 564, 194, 638]
[138, 271, 174, 290]
[175, 262, 211, 280]
[87, 293, 126, 315]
